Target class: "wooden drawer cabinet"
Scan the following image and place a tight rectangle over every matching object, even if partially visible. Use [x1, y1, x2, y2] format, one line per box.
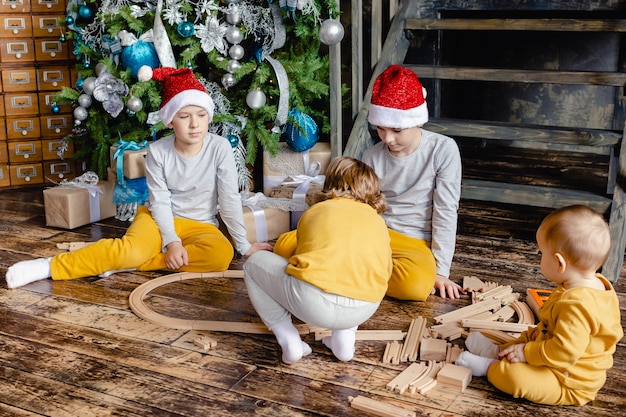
[37, 66, 70, 90]
[44, 159, 75, 182]
[0, 0, 30, 14]
[8, 140, 42, 163]
[0, 141, 7, 163]
[0, 38, 35, 62]
[9, 162, 42, 185]
[1, 0, 72, 190]
[1, 68, 37, 92]
[41, 114, 72, 137]
[4, 92, 39, 116]
[42, 137, 73, 160]
[6, 117, 41, 140]
[35, 38, 69, 61]
[31, 0, 64, 13]
[0, 15, 33, 37]
[0, 165, 10, 187]
[38, 91, 71, 114]
[31, 14, 62, 37]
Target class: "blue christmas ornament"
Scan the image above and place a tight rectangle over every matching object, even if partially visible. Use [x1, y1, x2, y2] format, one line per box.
[65, 15, 74, 25]
[51, 103, 61, 114]
[227, 134, 239, 148]
[121, 41, 160, 79]
[78, 5, 93, 19]
[284, 108, 319, 152]
[177, 21, 195, 38]
[75, 78, 84, 90]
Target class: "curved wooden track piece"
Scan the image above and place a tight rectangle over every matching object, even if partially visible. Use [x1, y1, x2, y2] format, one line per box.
[128, 271, 310, 335]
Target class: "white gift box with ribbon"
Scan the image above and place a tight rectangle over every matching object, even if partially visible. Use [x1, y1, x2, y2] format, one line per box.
[262, 142, 331, 195]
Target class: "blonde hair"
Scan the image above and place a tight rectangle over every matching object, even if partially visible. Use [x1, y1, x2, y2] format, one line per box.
[539, 205, 611, 271]
[316, 156, 386, 214]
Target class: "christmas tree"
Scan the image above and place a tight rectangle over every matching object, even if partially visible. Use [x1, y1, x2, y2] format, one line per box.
[56, 0, 344, 191]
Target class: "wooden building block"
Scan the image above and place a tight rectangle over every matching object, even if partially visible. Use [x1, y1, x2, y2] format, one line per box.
[419, 338, 448, 361]
[399, 316, 426, 362]
[433, 298, 501, 324]
[383, 340, 403, 364]
[386, 362, 428, 394]
[437, 363, 472, 392]
[463, 275, 485, 292]
[348, 396, 416, 417]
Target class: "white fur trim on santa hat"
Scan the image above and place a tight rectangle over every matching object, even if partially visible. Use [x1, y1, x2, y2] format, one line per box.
[159, 89, 215, 126]
[368, 102, 428, 129]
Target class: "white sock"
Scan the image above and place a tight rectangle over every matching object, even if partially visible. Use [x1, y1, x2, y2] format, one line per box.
[466, 332, 499, 359]
[455, 351, 496, 377]
[322, 326, 357, 362]
[5, 257, 52, 289]
[98, 268, 136, 278]
[271, 320, 310, 364]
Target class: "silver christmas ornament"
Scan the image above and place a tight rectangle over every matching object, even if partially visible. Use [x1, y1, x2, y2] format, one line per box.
[225, 26, 243, 44]
[226, 5, 242, 25]
[221, 73, 236, 88]
[73, 106, 88, 121]
[246, 89, 266, 109]
[227, 59, 241, 73]
[82, 77, 97, 95]
[127, 96, 143, 112]
[77, 93, 92, 108]
[222, 0, 241, 4]
[319, 19, 345, 46]
[95, 62, 107, 76]
[229, 44, 245, 60]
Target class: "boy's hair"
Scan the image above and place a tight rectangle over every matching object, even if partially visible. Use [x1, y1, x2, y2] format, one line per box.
[539, 205, 611, 271]
[316, 156, 386, 214]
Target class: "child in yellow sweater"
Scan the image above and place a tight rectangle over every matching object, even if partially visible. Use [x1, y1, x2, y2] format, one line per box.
[243, 156, 392, 364]
[456, 205, 623, 406]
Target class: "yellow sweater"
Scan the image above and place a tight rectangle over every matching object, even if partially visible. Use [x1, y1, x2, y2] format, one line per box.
[286, 198, 392, 302]
[504, 274, 623, 393]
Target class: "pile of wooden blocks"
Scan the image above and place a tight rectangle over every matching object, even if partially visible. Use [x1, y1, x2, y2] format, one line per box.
[377, 276, 536, 397]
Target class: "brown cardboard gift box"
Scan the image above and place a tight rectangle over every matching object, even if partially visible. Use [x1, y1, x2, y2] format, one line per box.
[44, 179, 117, 229]
[220, 204, 290, 243]
[262, 142, 331, 195]
[110, 141, 148, 180]
[268, 179, 324, 207]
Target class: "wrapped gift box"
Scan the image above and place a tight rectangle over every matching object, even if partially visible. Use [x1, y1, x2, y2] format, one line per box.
[44, 177, 116, 229]
[268, 179, 324, 207]
[262, 142, 331, 195]
[110, 141, 148, 180]
[220, 205, 290, 243]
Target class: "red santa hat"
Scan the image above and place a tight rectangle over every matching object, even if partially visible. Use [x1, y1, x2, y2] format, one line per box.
[367, 64, 428, 129]
[138, 66, 215, 126]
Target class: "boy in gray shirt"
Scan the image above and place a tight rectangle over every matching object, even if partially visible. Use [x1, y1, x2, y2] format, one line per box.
[362, 64, 464, 300]
[6, 67, 271, 288]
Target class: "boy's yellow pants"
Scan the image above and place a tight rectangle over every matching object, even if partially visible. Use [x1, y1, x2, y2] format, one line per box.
[50, 206, 234, 280]
[274, 228, 436, 301]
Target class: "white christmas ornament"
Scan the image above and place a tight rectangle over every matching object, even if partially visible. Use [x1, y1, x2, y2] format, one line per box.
[319, 19, 344, 46]
[127, 96, 143, 112]
[229, 44, 245, 60]
[82, 77, 97, 95]
[78, 93, 92, 108]
[246, 89, 266, 109]
[73, 106, 88, 121]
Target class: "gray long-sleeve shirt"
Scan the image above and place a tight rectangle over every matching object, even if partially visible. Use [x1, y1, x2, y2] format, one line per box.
[145, 133, 251, 256]
[362, 129, 462, 277]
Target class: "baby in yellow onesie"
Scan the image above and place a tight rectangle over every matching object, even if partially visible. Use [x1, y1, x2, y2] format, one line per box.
[456, 205, 623, 406]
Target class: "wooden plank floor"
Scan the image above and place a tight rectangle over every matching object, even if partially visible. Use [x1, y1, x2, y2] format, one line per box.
[0, 186, 624, 416]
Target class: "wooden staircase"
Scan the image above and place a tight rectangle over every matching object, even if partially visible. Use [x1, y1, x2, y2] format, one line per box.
[344, 0, 626, 281]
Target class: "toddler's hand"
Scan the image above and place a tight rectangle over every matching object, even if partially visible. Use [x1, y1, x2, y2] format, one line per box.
[500, 343, 526, 363]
